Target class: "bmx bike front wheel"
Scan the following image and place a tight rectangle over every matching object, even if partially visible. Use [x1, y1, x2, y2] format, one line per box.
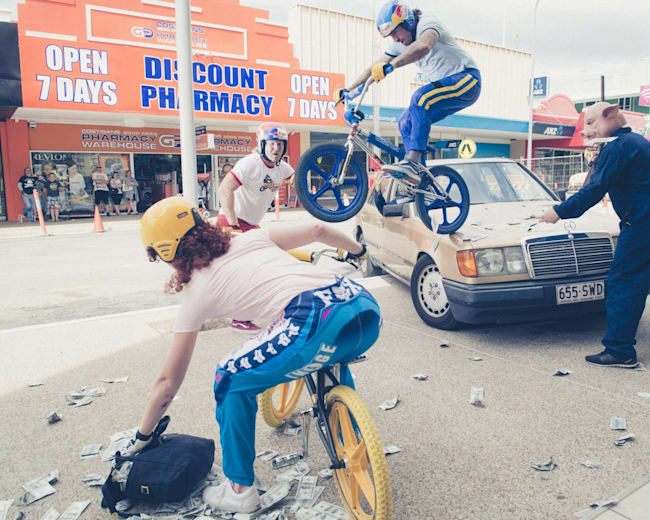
[326, 385, 392, 520]
[294, 143, 368, 222]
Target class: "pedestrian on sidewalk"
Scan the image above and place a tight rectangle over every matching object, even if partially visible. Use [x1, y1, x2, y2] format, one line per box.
[122, 169, 139, 214]
[92, 165, 110, 215]
[539, 102, 650, 368]
[125, 197, 375, 514]
[109, 172, 123, 215]
[46, 171, 63, 221]
[217, 122, 294, 334]
[17, 167, 36, 222]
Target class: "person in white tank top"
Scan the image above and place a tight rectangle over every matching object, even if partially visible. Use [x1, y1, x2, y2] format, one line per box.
[217, 123, 295, 334]
[123, 197, 376, 514]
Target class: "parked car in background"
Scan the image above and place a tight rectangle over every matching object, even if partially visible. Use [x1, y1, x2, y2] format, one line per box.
[355, 158, 619, 330]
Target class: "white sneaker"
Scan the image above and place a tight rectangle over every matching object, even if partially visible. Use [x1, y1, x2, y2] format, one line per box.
[202, 479, 260, 513]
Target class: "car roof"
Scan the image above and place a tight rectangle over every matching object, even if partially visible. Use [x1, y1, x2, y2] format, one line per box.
[425, 157, 517, 166]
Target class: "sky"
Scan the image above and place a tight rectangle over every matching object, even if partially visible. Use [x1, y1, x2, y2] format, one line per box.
[2, 0, 649, 86]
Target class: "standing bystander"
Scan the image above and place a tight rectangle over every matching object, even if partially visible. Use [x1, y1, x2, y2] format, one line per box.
[539, 102, 650, 368]
[109, 172, 123, 215]
[17, 167, 36, 222]
[92, 165, 110, 215]
[122, 170, 139, 214]
[46, 172, 63, 221]
[217, 123, 294, 334]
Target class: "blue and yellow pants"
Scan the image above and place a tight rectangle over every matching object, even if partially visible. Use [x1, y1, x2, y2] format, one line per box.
[213, 277, 382, 486]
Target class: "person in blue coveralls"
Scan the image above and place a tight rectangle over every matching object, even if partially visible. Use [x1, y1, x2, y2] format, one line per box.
[121, 197, 376, 513]
[334, 0, 481, 180]
[539, 101, 650, 368]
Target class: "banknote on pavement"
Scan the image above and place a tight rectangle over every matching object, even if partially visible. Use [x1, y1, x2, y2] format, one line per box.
[0, 500, 13, 520]
[39, 508, 60, 520]
[58, 500, 90, 520]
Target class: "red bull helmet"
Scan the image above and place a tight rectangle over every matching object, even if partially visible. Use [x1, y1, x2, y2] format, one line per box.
[376, 0, 415, 37]
[257, 123, 288, 165]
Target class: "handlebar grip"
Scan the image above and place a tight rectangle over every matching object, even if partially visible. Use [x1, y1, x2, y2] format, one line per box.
[346, 84, 364, 100]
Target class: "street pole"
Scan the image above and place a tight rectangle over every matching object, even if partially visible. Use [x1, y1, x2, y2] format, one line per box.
[175, 0, 197, 204]
[526, 0, 541, 170]
[372, 0, 381, 158]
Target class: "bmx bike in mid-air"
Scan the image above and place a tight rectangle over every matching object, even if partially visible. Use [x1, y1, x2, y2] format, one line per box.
[293, 66, 470, 234]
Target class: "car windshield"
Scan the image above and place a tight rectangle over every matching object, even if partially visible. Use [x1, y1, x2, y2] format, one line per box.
[452, 162, 555, 204]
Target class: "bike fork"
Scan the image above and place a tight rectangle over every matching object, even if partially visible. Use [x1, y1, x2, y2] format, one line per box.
[333, 135, 355, 186]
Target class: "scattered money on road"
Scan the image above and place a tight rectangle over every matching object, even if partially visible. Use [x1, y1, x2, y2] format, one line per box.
[39, 508, 60, 520]
[272, 453, 302, 470]
[65, 387, 106, 407]
[552, 369, 572, 376]
[412, 374, 429, 381]
[636, 392, 650, 399]
[383, 444, 401, 455]
[101, 427, 138, 461]
[633, 363, 646, 371]
[81, 474, 105, 487]
[530, 457, 557, 471]
[378, 396, 399, 410]
[295, 461, 310, 476]
[0, 500, 13, 520]
[581, 461, 602, 470]
[283, 424, 300, 436]
[256, 449, 279, 462]
[296, 476, 318, 501]
[46, 411, 62, 424]
[468, 356, 482, 362]
[259, 482, 292, 511]
[469, 387, 485, 407]
[317, 468, 333, 479]
[28, 382, 44, 387]
[58, 500, 90, 520]
[101, 376, 129, 383]
[609, 417, 626, 430]
[19, 470, 58, 505]
[80, 444, 102, 459]
[590, 497, 618, 508]
[614, 433, 635, 447]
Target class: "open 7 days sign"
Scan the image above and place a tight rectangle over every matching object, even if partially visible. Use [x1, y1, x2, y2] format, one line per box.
[18, 0, 345, 126]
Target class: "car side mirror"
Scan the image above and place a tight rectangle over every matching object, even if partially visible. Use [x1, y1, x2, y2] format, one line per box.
[382, 203, 410, 218]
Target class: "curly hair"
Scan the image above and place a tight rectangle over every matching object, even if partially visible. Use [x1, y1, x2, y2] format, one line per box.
[146, 219, 231, 293]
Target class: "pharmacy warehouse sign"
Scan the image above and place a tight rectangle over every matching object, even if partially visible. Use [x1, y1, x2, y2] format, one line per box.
[18, 0, 344, 125]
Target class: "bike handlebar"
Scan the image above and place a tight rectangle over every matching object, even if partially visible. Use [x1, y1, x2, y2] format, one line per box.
[346, 63, 394, 114]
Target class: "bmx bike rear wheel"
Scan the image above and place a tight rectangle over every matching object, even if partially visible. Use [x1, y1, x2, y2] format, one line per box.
[414, 165, 470, 234]
[258, 379, 305, 428]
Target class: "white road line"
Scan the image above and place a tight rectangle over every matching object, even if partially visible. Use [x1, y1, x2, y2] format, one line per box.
[0, 304, 180, 335]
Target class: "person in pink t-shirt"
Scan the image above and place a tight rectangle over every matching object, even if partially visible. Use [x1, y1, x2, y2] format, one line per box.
[126, 197, 376, 514]
[217, 123, 295, 334]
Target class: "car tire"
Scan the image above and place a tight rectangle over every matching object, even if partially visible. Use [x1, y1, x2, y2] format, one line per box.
[410, 255, 460, 330]
[355, 228, 383, 278]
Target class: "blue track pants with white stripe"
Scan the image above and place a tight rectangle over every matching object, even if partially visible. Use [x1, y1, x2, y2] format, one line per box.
[213, 277, 381, 486]
[399, 68, 481, 153]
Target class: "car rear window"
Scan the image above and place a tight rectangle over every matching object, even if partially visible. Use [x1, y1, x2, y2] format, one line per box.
[452, 162, 554, 204]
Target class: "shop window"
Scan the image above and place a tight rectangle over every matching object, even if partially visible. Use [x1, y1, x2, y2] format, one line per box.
[618, 97, 632, 111]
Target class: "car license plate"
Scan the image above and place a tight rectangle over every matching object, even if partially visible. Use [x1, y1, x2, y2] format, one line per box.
[556, 280, 605, 305]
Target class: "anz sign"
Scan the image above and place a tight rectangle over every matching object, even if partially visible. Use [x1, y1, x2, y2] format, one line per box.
[532, 123, 574, 138]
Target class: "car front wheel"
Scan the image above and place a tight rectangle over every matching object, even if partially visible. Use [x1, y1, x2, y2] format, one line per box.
[410, 255, 460, 330]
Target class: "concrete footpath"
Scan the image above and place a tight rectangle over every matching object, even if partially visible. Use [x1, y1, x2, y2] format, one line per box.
[0, 275, 648, 519]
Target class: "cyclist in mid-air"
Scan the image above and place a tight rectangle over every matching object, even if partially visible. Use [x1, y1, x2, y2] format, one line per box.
[336, 0, 481, 181]
[123, 197, 377, 513]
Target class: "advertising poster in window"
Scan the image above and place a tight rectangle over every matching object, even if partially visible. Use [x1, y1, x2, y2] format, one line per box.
[30, 152, 130, 212]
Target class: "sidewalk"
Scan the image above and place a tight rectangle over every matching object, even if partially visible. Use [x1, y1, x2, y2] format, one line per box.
[0, 207, 311, 239]
[582, 474, 650, 519]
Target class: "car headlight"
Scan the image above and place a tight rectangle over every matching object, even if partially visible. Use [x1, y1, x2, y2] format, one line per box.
[504, 247, 527, 274]
[458, 247, 528, 277]
[474, 249, 504, 276]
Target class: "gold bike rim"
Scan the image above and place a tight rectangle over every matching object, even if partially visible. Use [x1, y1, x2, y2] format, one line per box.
[271, 379, 305, 418]
[329, 400, 376, 519]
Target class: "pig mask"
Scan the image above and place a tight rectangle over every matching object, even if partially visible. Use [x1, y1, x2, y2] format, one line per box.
[582, 102, 626, 140]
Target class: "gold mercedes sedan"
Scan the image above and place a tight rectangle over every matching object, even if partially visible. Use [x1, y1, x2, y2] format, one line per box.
[354, 158, 620, 330]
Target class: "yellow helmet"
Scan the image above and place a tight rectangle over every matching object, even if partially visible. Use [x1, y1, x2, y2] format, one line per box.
[140, 197, 204, 262]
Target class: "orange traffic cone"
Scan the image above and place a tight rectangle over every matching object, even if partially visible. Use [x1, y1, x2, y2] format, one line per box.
[93, 205, 105, 232]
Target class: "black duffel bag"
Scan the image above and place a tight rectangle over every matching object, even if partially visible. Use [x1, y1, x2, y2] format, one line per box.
[101, 416, 215, 515]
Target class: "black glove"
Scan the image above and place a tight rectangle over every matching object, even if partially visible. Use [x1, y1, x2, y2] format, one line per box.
[346, 244, 367, 261]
